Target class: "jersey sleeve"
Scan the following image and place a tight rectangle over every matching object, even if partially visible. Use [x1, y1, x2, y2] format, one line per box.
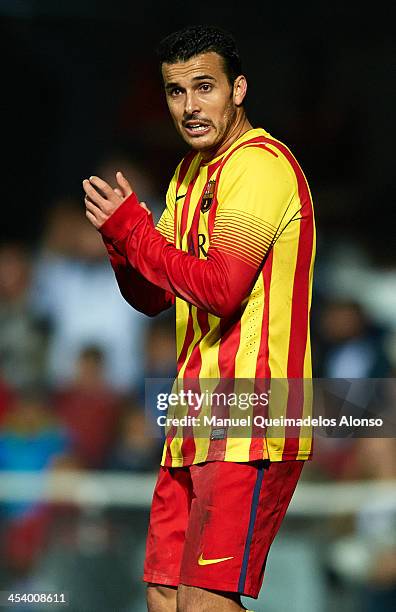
[101, 175, 177, 317]
[98, 146, 301, 319]
[211, 145, 301, 268]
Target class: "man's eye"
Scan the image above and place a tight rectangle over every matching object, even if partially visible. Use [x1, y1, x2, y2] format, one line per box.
[199, 83, 212, 92]
[170, 88, 182, 97]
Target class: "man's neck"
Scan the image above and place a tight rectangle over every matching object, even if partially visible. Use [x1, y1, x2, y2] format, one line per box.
[200, 113, 253, 162]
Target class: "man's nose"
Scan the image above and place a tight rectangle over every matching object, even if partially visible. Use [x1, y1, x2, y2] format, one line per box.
[184, 90, 200, 116]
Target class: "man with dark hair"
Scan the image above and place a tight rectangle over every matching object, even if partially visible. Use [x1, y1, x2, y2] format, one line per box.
[157, 25, 243, 85]
[83, 24, 315, 612]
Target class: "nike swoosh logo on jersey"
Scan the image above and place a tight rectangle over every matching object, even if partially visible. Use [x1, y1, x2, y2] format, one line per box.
[198, 553, 234, 566]
[176, 193, 187, 201]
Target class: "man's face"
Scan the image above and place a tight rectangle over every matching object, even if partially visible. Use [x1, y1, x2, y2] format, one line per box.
[162, 52, 245, 153]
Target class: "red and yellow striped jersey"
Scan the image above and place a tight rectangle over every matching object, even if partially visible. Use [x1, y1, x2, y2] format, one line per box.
[156, 128, 315, 465]
[101, 127, 315, 467]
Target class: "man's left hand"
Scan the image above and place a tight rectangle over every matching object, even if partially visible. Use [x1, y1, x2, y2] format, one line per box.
[82, 171, 133, 229]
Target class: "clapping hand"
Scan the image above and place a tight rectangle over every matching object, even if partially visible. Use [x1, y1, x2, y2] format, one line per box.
[83, 171, 150, 229]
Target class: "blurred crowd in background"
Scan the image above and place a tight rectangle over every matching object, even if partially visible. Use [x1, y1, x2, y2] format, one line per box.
[1, 154, 396, 612]
[1, 3, 395, 611]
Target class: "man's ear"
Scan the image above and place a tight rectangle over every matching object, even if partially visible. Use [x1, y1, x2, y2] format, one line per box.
[233, 75, 247, 106]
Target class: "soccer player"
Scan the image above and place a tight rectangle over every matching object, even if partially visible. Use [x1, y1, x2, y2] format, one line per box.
[83, 25, 315, 612]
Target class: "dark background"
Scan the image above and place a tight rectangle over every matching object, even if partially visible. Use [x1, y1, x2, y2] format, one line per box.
[1, 1, 394, 262]
[1, 5, 396, 610]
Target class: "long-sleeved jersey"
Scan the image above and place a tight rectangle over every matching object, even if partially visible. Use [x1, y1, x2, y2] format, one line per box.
[100, 128, 316, 467]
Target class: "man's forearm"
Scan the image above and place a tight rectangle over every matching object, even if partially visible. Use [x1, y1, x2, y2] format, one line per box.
[103, 236, 174, 316]
[100, 193, 258, 318]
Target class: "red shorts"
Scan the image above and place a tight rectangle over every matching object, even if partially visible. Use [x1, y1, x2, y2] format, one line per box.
[143, 459, 304, 598]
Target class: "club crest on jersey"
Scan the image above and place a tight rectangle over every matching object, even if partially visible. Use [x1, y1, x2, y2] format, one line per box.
[200, 180, 216, 213]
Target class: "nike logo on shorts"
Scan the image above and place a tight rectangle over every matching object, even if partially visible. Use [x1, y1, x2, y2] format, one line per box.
[198, 553, 234, 566]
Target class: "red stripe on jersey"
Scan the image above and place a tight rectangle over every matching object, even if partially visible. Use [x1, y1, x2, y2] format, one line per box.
[249, 250, 274, 460]
[184, 162, 220, 259]
[164, 426, 175, 466]
[218, 302, 244, 378]
[206, 308, 242, 461]
[287, 210, 313, 377]
[260, 136, 314, 459]
[176, 151, 196, 193]
[207, 158, 223, 179]
[183, 309, 210, 378]
[243, 143, 279, 158]
[283, 209, 313, 458]
[179, 170, 200, 241]
[255, 251, 273, 380]
[177, 306, 194, 373]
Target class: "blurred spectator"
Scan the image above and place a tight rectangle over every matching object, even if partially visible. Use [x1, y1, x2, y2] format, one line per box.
[0, 387, 72, 575]
[316, 238, 396, 332]
[307, 300, 392, 482]
[0, 242, 47, 388]
[97, 153, 164, 222]
[30, 198, 148, 392]
[39, 198, 82, 257]
[144, 313, 176, 380]
[317, 300, 392, 378]
[106, 394, 161, 472]
[53, 345, 122, 470]
[327, 438, 396, 612]
[139, 312, 176, 430]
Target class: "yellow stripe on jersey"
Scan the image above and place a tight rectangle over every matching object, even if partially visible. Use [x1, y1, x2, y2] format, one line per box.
[196, 315, 222, 379]
[234, 274, 265, 379]
[224, 378, 255, 462]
